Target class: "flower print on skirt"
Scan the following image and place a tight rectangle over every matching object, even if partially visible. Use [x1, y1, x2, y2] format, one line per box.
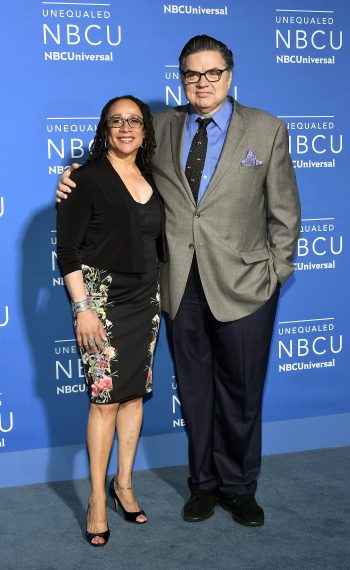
[79, 265, 160, 405]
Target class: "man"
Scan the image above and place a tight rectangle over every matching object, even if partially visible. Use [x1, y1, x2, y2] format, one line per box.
[57, 35, 301, 526]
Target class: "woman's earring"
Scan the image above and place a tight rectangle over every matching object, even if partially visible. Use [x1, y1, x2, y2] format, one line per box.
[104, 139, 108, 149]
[141, 140, 146, 149]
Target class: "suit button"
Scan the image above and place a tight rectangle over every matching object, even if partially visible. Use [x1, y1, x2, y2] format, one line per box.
[194, 212, 201, 218]
[189, 243, 195, 249]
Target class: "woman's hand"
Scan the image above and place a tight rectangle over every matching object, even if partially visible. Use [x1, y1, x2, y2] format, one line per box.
[62, 271, 106, 354]
[76, 309, 107, 354]
[56, 163, 80, 202]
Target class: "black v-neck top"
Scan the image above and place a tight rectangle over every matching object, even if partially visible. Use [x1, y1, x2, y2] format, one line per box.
[57, 156, 167, 276]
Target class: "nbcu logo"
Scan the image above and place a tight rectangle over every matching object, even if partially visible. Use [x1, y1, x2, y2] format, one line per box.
[0, 412, 14, 434]
[0, 306, 9, 327]
[0, 395, 14, 435]
[0, 199, 7, 331]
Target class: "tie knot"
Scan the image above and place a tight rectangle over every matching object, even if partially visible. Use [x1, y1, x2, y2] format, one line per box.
[196, 117, 212, 131]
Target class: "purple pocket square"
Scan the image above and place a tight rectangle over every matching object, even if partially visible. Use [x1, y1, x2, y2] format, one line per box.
[240, 150, 263, 166]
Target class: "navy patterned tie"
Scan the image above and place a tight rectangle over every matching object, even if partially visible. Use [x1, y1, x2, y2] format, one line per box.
[185, 117, 212, 203]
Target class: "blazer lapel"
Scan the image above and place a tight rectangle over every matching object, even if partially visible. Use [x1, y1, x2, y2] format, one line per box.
[200, 100, 247, 205]
[170, 107, 196, 205]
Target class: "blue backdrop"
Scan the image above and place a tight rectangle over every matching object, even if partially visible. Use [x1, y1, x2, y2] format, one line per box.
[1, 0, 349, 487]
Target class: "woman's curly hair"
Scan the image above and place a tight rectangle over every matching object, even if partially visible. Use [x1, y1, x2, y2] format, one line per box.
[88, 95, 156, 174]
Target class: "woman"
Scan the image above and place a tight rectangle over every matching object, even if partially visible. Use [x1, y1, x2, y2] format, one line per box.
[57, 95, 167, 547]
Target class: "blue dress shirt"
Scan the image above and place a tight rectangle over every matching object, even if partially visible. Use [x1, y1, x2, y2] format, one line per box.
[182, 97, 233, 203]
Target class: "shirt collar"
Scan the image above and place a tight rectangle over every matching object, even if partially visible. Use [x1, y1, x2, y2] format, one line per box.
[187, 97, 233, 131]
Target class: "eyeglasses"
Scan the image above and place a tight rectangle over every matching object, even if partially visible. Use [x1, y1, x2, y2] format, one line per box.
[182, 68, 229, 84]
[106, 116, 144, 129]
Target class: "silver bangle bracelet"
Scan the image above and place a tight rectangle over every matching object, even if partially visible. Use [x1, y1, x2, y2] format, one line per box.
[72, 299, 90, 314]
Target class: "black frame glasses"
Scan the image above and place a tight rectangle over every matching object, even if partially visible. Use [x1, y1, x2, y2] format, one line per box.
[181, 68, 229, 84]
[106, 116, 144, 129]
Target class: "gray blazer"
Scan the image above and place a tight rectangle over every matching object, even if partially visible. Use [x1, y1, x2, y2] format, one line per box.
[152, 98, 301, 322]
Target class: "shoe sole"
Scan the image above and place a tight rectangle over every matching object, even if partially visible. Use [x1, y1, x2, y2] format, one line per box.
[183, 509, 215, 522]
[232, 514, 264, 526]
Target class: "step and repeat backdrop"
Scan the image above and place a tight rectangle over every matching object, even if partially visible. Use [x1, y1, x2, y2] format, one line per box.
[0, 0, 349, 486]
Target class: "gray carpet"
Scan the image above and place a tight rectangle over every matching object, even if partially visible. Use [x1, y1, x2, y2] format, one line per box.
[1, 447, 350, 570]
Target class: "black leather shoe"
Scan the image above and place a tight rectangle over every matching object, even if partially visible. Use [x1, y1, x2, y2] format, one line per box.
[183, 491, 217, 522]
[219, 494, 264, 526]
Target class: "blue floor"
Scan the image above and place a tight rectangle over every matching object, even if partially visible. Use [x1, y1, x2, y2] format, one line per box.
[1, 446, 350, 570]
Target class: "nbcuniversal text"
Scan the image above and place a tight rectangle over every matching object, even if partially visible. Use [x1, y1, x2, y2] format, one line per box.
[277, 319, 342, 374]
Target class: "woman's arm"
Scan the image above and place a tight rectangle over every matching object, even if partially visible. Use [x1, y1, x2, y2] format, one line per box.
[64, 270, 107, 353]
[56, 168, 92, 276]
[57, 167, 106, 353]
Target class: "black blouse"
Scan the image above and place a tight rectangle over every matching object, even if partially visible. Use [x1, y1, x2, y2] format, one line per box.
[57, 156, 167, 277]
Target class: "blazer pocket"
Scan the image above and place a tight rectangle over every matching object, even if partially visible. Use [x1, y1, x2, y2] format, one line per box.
[238, 164, 265, 175]
[240, 247, 270, 264]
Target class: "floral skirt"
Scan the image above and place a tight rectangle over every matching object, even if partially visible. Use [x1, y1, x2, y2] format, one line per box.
[79, 264, 160, 405]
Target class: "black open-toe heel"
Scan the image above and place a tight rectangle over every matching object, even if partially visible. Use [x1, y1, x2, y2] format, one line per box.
[109, 477, 147, 524]
[86, 506, 110, 547]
